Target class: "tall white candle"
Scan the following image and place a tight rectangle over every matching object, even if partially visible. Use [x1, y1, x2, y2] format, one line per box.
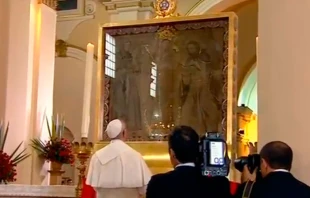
[256, 36, 258, 58]
[81, 43, 94, 138]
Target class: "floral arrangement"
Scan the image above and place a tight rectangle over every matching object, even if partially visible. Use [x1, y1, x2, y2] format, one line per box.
[30, 117, 74, 164]
[0, 123, 30, 184]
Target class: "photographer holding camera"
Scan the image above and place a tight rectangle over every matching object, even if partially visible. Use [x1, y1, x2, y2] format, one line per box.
[234, 141, 310, 198]
[146, 126, 231, 198]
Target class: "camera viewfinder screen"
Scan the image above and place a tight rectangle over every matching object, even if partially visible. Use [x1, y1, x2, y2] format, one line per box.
[209, 141, 224, 165]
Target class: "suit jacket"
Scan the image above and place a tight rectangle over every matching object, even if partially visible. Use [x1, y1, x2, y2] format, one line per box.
[146, 166, 231, 198]
[234, 172, 310, 198]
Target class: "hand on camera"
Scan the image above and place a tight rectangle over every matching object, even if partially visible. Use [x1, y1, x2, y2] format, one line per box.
[241, 165, 257, 183]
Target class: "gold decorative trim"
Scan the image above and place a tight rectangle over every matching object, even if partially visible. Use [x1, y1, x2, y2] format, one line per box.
[154, 0, 178, 18]
[55, 40, 68, 57]
[55, 39, 99, 60]
[38, 0, 57, 10]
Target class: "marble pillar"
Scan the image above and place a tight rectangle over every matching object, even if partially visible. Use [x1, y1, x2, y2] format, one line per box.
[0, 0, 9, 119]
[3, 0, 56, 184]
[4, 0, 38, 184]
[33, 3, 57, 185]
[258, 0, 310, 184]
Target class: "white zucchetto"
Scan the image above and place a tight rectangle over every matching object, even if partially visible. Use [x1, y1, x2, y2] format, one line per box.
[106, 119, 123, 138]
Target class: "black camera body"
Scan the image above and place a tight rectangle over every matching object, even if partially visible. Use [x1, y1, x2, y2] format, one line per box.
[199, 132, 230, 177]
[234, 154, 260, 174]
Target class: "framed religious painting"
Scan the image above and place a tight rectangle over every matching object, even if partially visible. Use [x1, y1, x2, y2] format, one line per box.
[57, 0, 85, 17]
[95, 13, 238, 144]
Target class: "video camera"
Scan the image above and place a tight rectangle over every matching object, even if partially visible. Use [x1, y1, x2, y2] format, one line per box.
[198, 132, 230, 177]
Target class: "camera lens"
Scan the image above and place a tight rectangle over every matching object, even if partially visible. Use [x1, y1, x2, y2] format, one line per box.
[234, 156, 248, 172]
[234, 154, 260, 173]
[247, 154, 260, 173]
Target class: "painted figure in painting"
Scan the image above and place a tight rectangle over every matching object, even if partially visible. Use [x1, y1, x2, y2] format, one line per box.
[179, 40, 219, 133]
[112, 41, 142, 131]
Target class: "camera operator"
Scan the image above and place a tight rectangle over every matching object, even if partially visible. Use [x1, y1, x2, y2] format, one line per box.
[234, 141, 310, 198]
[146, 126, 231, 198]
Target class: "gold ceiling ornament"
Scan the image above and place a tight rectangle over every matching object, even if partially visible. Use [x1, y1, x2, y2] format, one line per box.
[154, 0, 179, 18]
[55, 39, 68, 57]
[38, 0, 58, 10]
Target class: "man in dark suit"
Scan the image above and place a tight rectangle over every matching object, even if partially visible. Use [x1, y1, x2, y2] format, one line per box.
[146, 126, 231, 198]
[236, 141, 310, 198]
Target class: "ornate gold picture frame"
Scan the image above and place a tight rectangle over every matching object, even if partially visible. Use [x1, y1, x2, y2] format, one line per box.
[95, 13, 238, 146]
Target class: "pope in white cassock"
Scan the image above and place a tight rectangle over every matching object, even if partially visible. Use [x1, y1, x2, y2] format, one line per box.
[86, 119, 152, 198]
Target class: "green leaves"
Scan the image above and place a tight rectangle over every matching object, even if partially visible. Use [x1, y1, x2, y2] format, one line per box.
[0, 122, 30, 165]
[30, 116, 71, 164]
[30, 138, 47, 156]
[0, 122, 9, 151]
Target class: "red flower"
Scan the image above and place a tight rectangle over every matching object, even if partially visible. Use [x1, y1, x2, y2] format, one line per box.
[0, 150, 17, 183]
[42, 138, 75, 164]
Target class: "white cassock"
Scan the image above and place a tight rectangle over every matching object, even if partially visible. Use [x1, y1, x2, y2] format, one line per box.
[86, 139, 152, 198]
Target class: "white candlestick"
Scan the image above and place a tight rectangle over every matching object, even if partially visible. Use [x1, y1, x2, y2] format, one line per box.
[81, 43, 94, 138]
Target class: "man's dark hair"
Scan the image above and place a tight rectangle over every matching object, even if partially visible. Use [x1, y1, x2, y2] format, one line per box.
[168, 125, 199, 163]
[260, 141, 293, 170]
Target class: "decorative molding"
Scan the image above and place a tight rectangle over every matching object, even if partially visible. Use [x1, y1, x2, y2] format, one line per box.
[154, 0, 178, 18]
[85, 0, 96, 15]
[56, 0, 96, 40]
[0, 185, 75, 197]
[66, 47, 89, 61]
[237, 105, 253, 123]
[55, 40, 68, 57]
[56, 15, 93, 40]
[187, 0, 223, 15]
[55, 42, 98, 64]
[38, 0, 57, 10]
[101, 0, 153, 11]
[185, 0, 204, 16]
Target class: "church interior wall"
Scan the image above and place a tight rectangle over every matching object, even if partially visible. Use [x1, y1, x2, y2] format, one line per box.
[0, 0, 9, 120]
[190, 0, 258, 91]
[223, 0, 258, 91]
[203, 0, 258, 144]
[64, 2, 109, 55]
[238, 64, 257, 114]
[62, 0, 201, 55]
[238, 64, 257, 143]
[178, 0, 201, 15]
[53, 0, 258, 142]
[54, 0, 208, 141]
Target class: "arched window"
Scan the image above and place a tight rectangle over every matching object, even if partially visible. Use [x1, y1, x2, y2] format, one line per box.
[238, 64, 257, 114]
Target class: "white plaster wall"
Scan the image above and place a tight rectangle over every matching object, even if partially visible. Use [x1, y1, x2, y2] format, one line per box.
[54, 53, 97, 142]
[258, 0, 310, 184]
